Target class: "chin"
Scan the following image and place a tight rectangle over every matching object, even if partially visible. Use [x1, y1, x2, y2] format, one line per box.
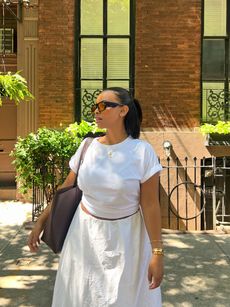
[96, 122, 106, 129]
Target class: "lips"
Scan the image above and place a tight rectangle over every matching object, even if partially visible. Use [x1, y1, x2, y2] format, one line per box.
[95, 116, 102, 123]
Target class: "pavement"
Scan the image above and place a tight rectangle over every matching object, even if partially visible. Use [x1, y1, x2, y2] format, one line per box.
[0, 201, 230, 307]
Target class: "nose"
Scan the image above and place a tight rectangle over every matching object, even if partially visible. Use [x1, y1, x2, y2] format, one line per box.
[94, 106, 100, 114]
[92, 105, 101, 115]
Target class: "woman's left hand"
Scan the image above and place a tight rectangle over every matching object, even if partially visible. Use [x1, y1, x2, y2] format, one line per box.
[148, 255, 164, 290]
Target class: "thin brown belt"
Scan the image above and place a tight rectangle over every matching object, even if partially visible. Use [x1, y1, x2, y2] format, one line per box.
[81, 203, 139, 221]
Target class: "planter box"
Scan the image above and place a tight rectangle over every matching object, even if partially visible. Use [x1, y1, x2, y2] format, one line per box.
[205, 133, 230, 146]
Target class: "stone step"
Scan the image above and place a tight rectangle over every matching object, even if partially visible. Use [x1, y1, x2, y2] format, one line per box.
[0, 188, 16, 201]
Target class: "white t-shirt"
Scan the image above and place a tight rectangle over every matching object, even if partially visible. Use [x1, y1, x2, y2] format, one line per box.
[69, 137, 162, 219]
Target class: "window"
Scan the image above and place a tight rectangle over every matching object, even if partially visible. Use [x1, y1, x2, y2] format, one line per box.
[75, 0, 135, 122]
[202, 0, 230, 123]
[0, 5, 17, 54]
[0, 29, 15, 53]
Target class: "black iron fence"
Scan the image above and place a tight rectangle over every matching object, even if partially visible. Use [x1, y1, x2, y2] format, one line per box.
[32, 156, 230, 231]
[32, 181, 45, 221]
[160, 156, 230, 231]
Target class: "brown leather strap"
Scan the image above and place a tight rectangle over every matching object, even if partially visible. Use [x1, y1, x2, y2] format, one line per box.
[74, 137, 93, 187]
[81, 203, 139, 221]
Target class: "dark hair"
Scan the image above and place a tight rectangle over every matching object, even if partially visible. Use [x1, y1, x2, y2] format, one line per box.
[104, 87, 142, 139]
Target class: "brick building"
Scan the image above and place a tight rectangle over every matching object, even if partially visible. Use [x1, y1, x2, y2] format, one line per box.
[0, 0, 230, 230]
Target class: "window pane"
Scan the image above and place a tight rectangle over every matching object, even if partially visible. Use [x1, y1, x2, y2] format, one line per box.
[81, 39, 103, 79]
[202, 39, 225, 80]
[204, 0, 226, 36]
[0, 29, 14, 53]
[202, 82, 225, 122]
[107, 80, 129, 89]
[107, 0, 130, 35]
[81, 81, 102, 121]
[107, 39, 129, 79]
[81, 0, 103, 35]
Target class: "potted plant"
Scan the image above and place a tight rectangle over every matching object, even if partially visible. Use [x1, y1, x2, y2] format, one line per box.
[0, 71, 34, 106]
[200, 121, 230, 146]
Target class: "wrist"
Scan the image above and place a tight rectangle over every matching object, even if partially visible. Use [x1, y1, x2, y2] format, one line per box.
[149, 239, 163, 249]
[152, 247, 164, 256]
[35, 219, 46, 230]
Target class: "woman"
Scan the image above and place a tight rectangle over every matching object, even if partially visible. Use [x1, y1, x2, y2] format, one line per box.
[28, 87, 164, 306]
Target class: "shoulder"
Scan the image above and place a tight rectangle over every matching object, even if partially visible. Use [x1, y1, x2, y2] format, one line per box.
[129, 138, 156, 153]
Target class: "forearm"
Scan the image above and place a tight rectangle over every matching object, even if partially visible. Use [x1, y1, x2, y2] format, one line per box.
[35, 171, 76, 229]
[141, 201, 163, 249]
[140, 173, 164, 287]
[36, 204, 51, 228]
[140, 172, 163, 250]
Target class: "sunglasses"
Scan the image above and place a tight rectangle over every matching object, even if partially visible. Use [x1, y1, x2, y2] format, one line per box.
[91, 100, 124, 114]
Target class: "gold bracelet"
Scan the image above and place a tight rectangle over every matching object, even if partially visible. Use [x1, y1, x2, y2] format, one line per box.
[152, 248, 164, 256]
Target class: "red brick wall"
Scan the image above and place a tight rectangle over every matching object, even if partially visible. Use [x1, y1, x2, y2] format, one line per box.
[38, 0, 75, 128]
[135, 0, 201, 129]
[38, 1, 201, 130]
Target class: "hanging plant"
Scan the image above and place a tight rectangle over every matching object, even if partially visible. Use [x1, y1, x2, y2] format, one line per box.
[0, 71, 34, 106]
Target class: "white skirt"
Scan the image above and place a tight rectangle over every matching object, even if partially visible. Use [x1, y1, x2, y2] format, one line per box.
[52, 206, 162, 307]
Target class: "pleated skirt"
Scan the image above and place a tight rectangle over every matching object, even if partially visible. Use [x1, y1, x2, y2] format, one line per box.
[51, 206, 162, 307]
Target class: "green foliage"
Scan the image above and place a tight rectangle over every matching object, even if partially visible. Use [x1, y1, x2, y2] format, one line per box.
[0, 71, 34, 106]
[200, 121, 230, 135]
[10, 121, 104, 201]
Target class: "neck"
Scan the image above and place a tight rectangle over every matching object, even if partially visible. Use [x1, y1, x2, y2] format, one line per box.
[101, 129, 128, 145]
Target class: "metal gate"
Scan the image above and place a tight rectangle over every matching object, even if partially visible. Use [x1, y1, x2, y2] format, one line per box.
[160, 156, 230, 231]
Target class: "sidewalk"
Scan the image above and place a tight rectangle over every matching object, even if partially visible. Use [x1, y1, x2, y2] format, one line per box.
[0, 201, 230, 307]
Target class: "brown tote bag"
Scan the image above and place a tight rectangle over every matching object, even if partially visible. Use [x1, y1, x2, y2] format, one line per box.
[41, 138, 93, 253]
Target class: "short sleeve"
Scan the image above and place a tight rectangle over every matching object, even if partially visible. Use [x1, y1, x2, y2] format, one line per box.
[141, 143, 162, 183]
[69, 138, 88, 174]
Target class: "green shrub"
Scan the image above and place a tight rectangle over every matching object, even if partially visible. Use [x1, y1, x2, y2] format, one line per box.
[10, 121, 104, 202]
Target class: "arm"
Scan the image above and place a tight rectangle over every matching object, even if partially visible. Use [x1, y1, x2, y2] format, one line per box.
[140, 171, 164, 289]
[27, 170, 76, 252]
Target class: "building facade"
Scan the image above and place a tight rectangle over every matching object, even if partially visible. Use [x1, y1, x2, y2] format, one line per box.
[1, 0, 230, 230]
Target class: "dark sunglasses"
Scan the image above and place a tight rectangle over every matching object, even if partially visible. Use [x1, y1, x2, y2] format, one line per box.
[91, 100, 124, 114]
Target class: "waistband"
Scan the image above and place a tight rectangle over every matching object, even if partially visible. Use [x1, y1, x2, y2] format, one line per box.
[80, 203, 139, 221]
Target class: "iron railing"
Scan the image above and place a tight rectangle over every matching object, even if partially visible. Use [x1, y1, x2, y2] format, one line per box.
[202, 89, 230, 123]
[81, 88, 102, 122]
[32, 156, 230, 231]
[160, 156, 230, 231]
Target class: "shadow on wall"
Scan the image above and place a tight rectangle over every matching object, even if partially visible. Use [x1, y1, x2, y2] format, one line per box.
[160, 146, 203, 231]
[205, 145, 230, 157]
[144, 104, 200, 129]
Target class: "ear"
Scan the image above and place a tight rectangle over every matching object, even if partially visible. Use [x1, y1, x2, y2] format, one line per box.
[120, 105, 129, 117]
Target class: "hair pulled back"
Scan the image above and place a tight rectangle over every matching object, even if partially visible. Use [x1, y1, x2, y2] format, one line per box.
[105, 87, 142, 139]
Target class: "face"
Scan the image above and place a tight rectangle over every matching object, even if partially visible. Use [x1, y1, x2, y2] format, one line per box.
[92, 90, 128, 129]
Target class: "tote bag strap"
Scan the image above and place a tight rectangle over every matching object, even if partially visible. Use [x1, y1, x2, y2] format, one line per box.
[73, 137, 93, 187]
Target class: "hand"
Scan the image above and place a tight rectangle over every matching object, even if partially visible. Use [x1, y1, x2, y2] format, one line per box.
[148, 255, 164, 290]
[27, 222, 43, 253]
